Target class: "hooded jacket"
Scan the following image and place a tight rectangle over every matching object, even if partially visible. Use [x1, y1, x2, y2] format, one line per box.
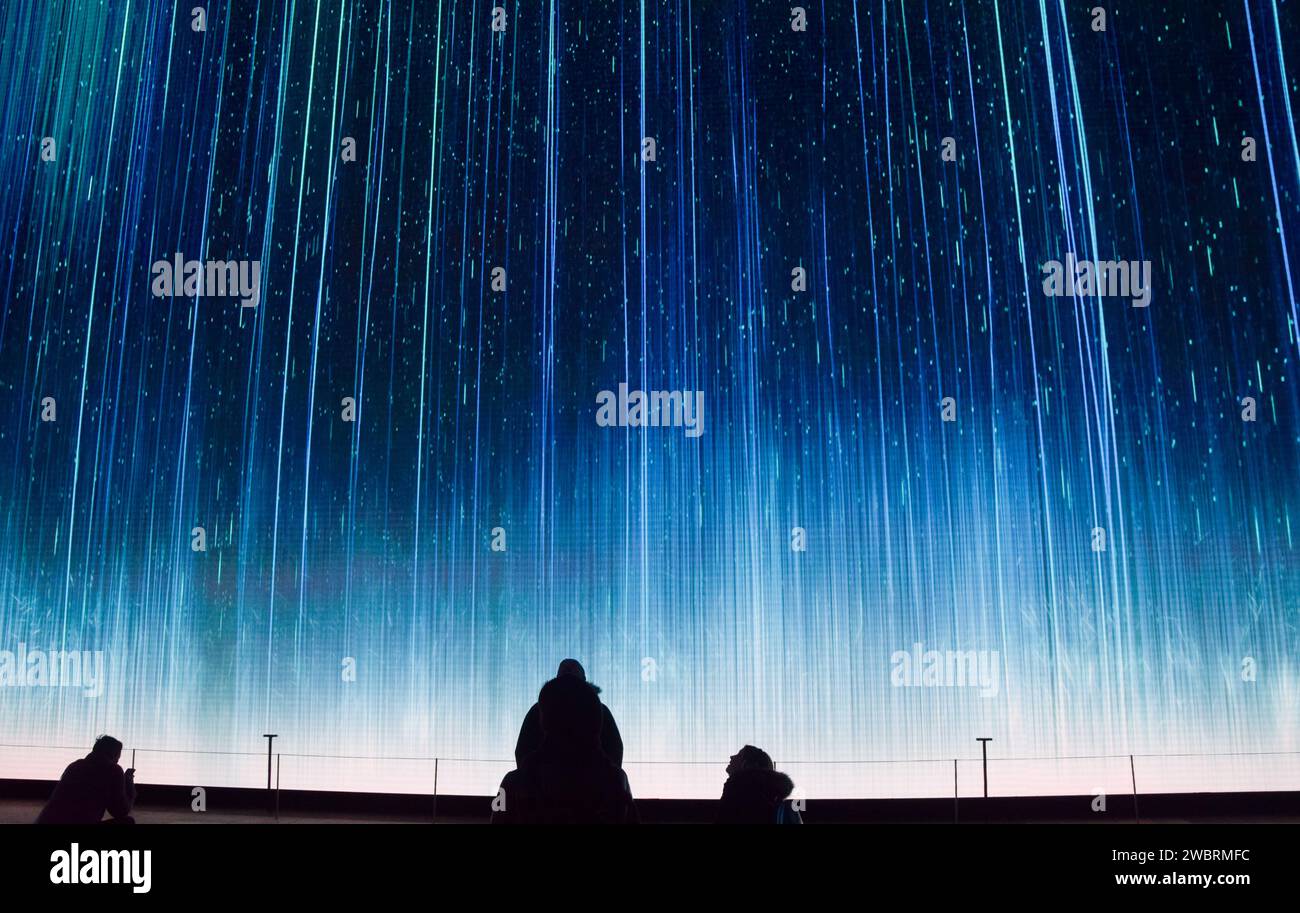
[515, 694, 623, 767]
[716, 768, 803, 824]
[492, 742, 638, 824]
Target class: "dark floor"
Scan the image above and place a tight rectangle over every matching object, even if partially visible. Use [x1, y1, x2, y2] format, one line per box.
[6, 797, 1299, 824]
[0, 798, 482, 824]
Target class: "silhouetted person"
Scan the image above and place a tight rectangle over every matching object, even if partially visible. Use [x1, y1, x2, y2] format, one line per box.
[493, 675, 638, 824]
[716, 745, 803, 824]
[36, 736, 137, 824]
[514, 658, 623, 767]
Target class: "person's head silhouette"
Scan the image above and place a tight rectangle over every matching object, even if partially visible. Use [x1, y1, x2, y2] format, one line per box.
[538, 674, 602, 748]
[89, 735, 124, 765]
[556, 658, 586, 680]
[726, 744, 773, 776]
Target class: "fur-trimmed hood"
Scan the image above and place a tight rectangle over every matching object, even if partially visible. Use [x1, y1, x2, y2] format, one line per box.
[723, 767, 795, 801]
[717, 768, 797, 822]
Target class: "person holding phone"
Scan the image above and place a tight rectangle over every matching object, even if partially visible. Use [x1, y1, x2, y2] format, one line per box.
[35, 735, 138, 824]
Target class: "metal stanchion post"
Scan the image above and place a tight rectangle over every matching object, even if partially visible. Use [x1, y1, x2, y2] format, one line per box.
[1130, 754, 1140, 823]
[953, 759, 959, 823]
[262, 734, 278, 815]
[977, 738, 993, 822]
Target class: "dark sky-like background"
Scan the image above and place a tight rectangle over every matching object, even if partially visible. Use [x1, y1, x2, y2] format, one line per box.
[0, 0, 1297, 797]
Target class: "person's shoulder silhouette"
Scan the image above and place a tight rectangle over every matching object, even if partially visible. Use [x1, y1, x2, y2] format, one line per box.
[513, 659, 623, 767]
[35, 735, 137, 825]
[495, 675, 637, 824]
[717, 745, 802, 824]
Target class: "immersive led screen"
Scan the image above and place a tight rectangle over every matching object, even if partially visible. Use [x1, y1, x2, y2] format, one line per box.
[1, 0, 1298, 800]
